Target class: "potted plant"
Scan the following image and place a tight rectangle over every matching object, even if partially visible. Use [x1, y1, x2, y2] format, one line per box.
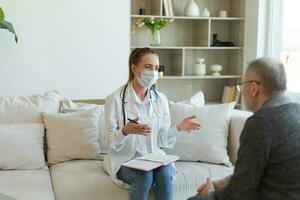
[132, 17, 174, 46]
[0, 6, 18, 43]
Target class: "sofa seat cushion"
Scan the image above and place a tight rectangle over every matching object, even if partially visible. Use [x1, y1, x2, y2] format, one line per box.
[0, 168, 55, 200]
[50, 160, 233, 200]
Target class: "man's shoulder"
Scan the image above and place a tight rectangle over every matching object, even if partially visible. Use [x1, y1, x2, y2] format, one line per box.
[245, 102, 300, 130]
[255, 102, 300, 118]
[241, 103, 300, 143]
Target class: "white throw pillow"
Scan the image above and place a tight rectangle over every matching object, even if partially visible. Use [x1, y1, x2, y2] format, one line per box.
[0, 123, 45, 169]
[43, 108, 102, 164]
[166, 102, 235, 166]
[177, 91, 205, 107]
[0, 90, 61, 123]
[60, 99, 107, 153]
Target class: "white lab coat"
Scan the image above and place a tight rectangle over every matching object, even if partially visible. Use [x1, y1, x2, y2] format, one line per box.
[103, 82, 182, 188]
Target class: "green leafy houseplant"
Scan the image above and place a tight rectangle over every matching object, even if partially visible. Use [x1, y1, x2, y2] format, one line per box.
[0, 6, 18, 43]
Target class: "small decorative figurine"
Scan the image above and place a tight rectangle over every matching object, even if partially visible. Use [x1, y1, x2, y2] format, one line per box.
[212, 33, 235, 47]
[211, 64, 223, 76]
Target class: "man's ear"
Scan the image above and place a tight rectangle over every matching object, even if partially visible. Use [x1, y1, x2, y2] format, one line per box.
[251, 82, 260, 97]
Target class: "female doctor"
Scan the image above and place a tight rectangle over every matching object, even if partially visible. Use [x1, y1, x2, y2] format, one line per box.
[103, 47, 201, 200]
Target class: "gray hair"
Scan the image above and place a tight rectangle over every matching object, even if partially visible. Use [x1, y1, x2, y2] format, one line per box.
[246, 57, 287, 95]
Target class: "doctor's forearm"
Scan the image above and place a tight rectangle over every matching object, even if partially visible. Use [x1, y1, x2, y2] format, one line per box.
[104, 130, 127, 151]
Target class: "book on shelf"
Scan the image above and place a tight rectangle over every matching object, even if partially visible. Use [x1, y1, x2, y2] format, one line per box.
[221, 85, 241, 104]
[168, 0, 174, 17]
[163, 0, 170, 16]
[121, 153, 179, 171]
[163, 0, 174, 17]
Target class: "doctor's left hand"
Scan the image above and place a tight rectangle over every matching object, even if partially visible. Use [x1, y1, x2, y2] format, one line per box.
[176, 115, 201, 133]
[122, 117, 151, 136]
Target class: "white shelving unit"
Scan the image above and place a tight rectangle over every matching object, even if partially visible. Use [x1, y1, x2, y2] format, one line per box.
[130, 0, 245, 102]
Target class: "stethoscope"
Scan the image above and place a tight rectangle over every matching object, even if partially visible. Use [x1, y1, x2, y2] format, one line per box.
[120, 83, 159, 126]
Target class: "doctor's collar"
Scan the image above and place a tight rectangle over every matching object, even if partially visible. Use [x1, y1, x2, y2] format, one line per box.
[130, 82, 151, 105]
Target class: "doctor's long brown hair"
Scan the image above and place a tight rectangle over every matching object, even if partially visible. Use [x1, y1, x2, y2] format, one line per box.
[128, 47, 158, 83]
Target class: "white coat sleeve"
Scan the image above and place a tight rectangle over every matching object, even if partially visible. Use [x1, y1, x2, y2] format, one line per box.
[157, 94, 183, 149]
[103, 95, 128, 152]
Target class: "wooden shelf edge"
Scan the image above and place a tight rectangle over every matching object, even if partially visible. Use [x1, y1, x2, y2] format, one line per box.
[130, 46, 244, 50]
[158, 75, 243, 80]
[131, 15, 244, 21]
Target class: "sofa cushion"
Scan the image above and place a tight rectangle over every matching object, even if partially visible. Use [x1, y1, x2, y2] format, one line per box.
[0, 123, 45, 169]
[0, 91, 61, 124]
[228, 109, 253, 164]
[177, 91, 205, 107]
[60, 99, 107, 153]
[50, 160, 233, 200]
[166, 102, 235, 166]
[0, 167, 55, 200]
[43, 108, 102, 164]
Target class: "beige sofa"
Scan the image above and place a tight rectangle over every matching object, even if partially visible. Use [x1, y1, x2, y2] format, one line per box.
[0, 92, 252, 200]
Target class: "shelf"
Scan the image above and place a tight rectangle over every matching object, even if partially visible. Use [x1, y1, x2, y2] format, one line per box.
[204, 47, 244, 50]
[155, 49, 183, 76]
[131, 46, 184, 50]
[131, 46, 244, 50]
[130, 0, 246, 103]
[131, 15, 244, 21]
[210, 17, 244, 21]
[158, 75, 242, 80]
[211, 20, 244, 47]
[131, 18, 209, 47]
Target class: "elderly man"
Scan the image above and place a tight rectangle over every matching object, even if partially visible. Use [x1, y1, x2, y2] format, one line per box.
[188, 58, 300, 200]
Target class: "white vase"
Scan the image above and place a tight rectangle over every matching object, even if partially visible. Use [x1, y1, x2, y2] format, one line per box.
[184, 0, 200, 17]
[194, 58, 206, 76]
[195, 64, 206, 76]
[202, 8, 210, 17]
[149, 30, 161, 46]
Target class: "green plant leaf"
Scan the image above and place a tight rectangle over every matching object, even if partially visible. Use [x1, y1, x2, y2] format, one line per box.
[0, 20, 18, 43]
[143, 18, 169, 32]
[0, 7, 4, 21]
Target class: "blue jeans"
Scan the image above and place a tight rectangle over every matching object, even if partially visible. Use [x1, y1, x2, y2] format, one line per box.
[117, 164, 173, 200]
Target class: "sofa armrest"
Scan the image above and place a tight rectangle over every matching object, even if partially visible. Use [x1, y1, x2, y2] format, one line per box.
[228, 109, 253, 165]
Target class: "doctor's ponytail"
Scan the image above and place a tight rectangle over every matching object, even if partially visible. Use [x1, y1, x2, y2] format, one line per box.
[128, 47, 158, 83]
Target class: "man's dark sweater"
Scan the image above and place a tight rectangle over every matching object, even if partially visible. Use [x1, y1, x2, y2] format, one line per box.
[213, 94, 300, 200]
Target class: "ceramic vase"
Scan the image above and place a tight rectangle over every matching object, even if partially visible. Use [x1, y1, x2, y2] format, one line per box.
[184, 0, 200, 17]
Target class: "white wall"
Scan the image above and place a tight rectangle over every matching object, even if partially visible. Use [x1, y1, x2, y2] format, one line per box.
[0, 0, 130, 99]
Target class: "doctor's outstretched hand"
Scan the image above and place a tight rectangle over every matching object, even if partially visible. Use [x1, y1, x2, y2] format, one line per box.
[122, 117, 151, 136]
[177, 115, 201, 132]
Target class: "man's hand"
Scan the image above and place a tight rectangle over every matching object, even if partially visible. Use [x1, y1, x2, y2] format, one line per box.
[212, 177, 230, 189]
[196, 178, 215, 197]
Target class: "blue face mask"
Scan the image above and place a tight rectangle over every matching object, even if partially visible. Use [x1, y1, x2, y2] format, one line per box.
[138, 70, 158, 88]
